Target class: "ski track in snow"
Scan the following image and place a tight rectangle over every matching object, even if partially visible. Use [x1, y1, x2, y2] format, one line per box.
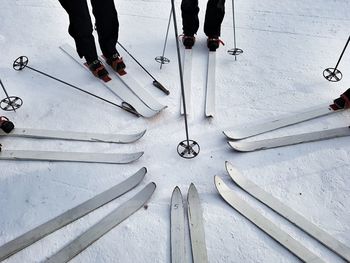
[0, 0, 349, 262]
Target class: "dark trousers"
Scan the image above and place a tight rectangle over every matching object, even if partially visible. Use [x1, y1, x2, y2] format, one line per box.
[181, 0, 225, 37]
[59, 0, 119, 63]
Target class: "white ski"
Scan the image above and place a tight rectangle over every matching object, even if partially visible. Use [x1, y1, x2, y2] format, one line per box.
[225, 161, 350, 262]
[0, 168, 146, 261]
[187, 183, 208, 263]
[229, 126, 350, 152]
[60, 43, 159, 118]
[224, 103, 345, 140]
[180, 49, 192, 115]
[0, 128, 146, 144]
[101, 56, 167, 112]
[214, 176, 325, 263]
[0, 148, 143, 164]
[205, 51, 216, 117]
[171, 187, 186, 263]
[45, 182, 156, 263]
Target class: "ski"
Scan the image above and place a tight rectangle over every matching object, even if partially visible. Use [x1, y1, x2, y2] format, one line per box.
[46, 182, 156, 263]
[214, 176, 325, 263]
[60, 43, 159, 118]
[225, 161, 350, 261]
[205, 51, 216, 117]
[187, 183, 208, 263]
[180, 49, 192, 115]
[0, 147, 143, 164]
[170, 187, 185, 263]
[224, 100, 348, 140]
[0, 168, 146, 261]
[228, 125, 350, 152]
[0, 128, 146, 144]
[101, 55, 167, 112]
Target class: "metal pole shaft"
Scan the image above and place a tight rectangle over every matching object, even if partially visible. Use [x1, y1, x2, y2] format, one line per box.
[25, 66, 138, 116]
[0, 79, 16, 112]
[117, 42, 156, 81]
[332, 35, 350, 72]
[170, 0, 190, 147]
[232, 0, 237, 61]
[160, 10, 172, 70]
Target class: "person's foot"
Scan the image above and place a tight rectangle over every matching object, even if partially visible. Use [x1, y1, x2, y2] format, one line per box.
[87, 59, 109, 79]
[106, 53, 126, 74]
[182, 35, 196, 49]
[207, 37, 224, 51]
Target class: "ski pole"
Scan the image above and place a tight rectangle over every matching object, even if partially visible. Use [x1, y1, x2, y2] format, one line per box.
[12, 56, 140, 117]
[155, 9, 172, 69]
[170, 0, 200, 159]
[0, 79, 23, 112]
[323, 35, 349, 82]
[227, 0, 243, 60]
[117, 42, 170, 95]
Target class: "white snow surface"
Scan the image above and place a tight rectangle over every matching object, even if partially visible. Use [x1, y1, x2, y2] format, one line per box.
[0, 0, 350, 262]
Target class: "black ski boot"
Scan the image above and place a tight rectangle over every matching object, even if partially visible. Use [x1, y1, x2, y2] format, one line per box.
[0, 116, 14, 133]
[106, 53, 126, 75]
[207, 37, 224, 51]
[88, 59, 109, 80]
[182, 35, 195, 49]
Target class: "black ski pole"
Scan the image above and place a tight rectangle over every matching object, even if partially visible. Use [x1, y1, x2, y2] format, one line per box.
[155, 9, 172, 69]
[117, 42, 170, 95]
[12, 56, 140, 117]
[170, 0, 200, 159]
[227, 0, 243, 60]
[0, 79, 23, 112]
[323, 35, 350, 82]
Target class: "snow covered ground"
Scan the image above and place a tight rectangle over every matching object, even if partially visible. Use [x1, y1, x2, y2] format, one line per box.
[0, 0, 349, 262]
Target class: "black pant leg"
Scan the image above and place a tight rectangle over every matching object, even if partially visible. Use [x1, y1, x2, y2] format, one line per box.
[90, 0, 119, 58]
[204, 0, 225, 37]
[181, 0, 200, 36]
[59, 0, 97, 63]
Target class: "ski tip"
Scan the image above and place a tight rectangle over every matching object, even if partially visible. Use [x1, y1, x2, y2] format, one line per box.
[171, 186, 183, 200]
[188, 183, 198, 195]
[139, 166, 147, 174]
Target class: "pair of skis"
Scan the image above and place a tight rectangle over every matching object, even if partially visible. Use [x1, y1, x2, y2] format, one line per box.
[224, 89, 350, 151]
[215, 162, 350, 262]
[0, 126, 145, 164]
[171, 184, 208, 263]
[0, 168, 156, 262]
[181, 47, 216, 117]
[60, 44, 167, 118]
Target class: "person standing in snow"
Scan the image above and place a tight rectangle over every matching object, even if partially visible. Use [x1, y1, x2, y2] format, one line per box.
[181, 0, 225, 51]
[59, 0, 125, 80]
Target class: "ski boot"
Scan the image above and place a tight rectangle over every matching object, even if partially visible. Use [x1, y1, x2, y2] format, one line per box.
[88, 59, 109, 81]
[182, 35, 195, 49]
[207, 37, 224, 51]
[0, 116, 14, 133]
[333, 88, 350, 109]
[106, 53, 126, 75]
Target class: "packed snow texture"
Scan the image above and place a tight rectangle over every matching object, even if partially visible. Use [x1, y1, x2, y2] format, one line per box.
[0, 0, 349, 262]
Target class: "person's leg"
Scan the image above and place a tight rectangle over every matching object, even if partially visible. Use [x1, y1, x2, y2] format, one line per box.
[90, 0, 119, 58]
[58, 0, 98, 63]
[181, 0, 200, 36]
[204, 0, 225, 37]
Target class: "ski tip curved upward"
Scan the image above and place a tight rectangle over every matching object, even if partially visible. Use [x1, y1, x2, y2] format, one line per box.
[227, 141, 245, 152]
[131, 129, 147, 142]
[129, 151, 144, 162]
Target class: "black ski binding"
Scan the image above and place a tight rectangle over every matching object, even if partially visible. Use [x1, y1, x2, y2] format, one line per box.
[177, 140, 200, 159]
